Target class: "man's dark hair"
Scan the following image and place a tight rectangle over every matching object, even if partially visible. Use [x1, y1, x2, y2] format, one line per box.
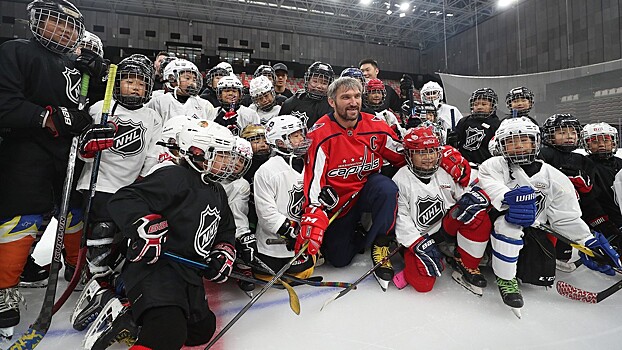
[156, 51, 169, 58]
[358, 58, 378, 68]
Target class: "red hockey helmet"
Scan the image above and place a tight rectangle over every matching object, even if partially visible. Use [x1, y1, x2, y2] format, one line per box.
[364, 78, 386, 110]
[403, 126, 441, 178]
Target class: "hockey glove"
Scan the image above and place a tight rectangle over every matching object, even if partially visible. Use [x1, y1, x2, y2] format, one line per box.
[295, 206, 329, 256]
[502, 186, 537, 227]
[235, 232, 257, 265]
[277, 219, 298, 251]
[579, 231, 622, 276]
[45, 105, 93, 137]
[203, 242, 236, 283]
[439, 145, 471, 187]
[399, 74, 414, 99]
[560, 167, 592, 194]
[410, 233, 444, 277]
[588, 216, 622, 242]
[318, 185, 339, 212]
[128, 214, 168, 264]
[450, 186, 490, 225]
[75, 48, 107, 79]
[78, 122, 117, 158]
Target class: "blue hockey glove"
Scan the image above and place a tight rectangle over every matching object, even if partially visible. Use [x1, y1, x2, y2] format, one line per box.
[451, 186, 490, 225]
[410, 233, 444, 277]
[502, 186, 537, 227]
[580, 231, 622, 276]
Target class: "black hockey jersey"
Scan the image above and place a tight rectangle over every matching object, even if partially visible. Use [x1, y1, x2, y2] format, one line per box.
[455, 113, 501, 164]
[279, 90, 333, 129]
[588, 155, 622, 228]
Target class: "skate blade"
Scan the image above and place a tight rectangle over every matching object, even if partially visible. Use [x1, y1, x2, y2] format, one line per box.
[244, 290, 254, 298]
[18, 279, 49, 288]
[373, 273, 390, 292]
[0, 326, 14, 340]
[555, 259, 580, 273]
[451, 271, 483, 297]
[511, 307, 522, 319]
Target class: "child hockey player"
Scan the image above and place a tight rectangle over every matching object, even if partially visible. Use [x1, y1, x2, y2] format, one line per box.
[248, 75, 281, 124]
[505, 86, 538, 124]
[363, 78, 405, 137]
[213, 75, 260, 136]
[420, 81, 463, 131]
[199, 66, 229, 107]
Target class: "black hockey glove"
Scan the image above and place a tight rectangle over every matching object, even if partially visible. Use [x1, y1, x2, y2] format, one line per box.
[277, 219, 298, 251]
[204, 242, 236, 283]
[75, 48, 108, 80]
[399, 74, 414, 99]
[236, 232, 257, 264]
[318, 185, 339, 211]
[410, 232, 444, 277]
[45, 105, 93, 137]
[128, 214, 168, 264]
[79, 122, 117, 158]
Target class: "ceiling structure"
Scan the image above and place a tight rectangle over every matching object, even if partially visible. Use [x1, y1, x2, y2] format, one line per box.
[65, 0, 502, 49]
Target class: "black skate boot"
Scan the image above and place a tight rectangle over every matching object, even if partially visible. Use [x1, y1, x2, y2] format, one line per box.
[0, 287, 26, 340]
[371, 235, 394, 291]
[454, 258, 487, 288]
[496, 276, 524, 318]
[235, 264, 255, 298]
[19, 256, 49, 288]
[84, 298, 138, 350]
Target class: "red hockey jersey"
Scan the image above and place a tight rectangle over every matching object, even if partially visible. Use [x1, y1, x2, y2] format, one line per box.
[304, 112, 405, 217]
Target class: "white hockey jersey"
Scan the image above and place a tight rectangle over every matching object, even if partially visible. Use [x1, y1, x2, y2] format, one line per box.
[392, 167, 467, 248]
[77, 99, 162, 194]
[375, 109, 406, 137]
[146, 93, 216, 124]
[211, 105, 260, 136]
[478, 157, 592, 244]
[254, 156, 304, 258]
[222, 178, 251, 239]
[248, 104, 281, 125]
[437, 103, 463, 131]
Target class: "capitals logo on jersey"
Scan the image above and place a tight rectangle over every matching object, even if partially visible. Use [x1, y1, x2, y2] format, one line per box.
[287, 184, 305, 221]
[327, 146, 380, 180]
[291, 110, 309, 128]
[62, 67, 81, 104]
[194, 205, 221, 258]
[109, 119, 147, 158]
[463, 127, 486, 151]
[415, 194, 445, 230]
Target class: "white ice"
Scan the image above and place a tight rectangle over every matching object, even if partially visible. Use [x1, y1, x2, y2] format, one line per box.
[2, 219, 621, 350]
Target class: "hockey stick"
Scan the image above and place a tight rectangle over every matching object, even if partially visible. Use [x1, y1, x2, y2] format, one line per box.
[249, 257, 300, 314]
[556, 279, 622, 304]
[320, 245, 401, 311]
[8, 71, 97, 349]
[249, 260, 354, 289]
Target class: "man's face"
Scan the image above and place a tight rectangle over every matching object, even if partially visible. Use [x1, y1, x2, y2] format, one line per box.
[504, 135, 534, 155]
[359, 63, 379, 80]
[40, 15, 79, 49]
[510, 98, 531, 111]
[552, 126, 577, 147]
[120, 75, 147, 98]
[275, 71, 288, 88]
[472, 99, 493, 114]
[586, 135, 615, 154]
[154, 54, 167, 75]
[329, 87, 362, 122]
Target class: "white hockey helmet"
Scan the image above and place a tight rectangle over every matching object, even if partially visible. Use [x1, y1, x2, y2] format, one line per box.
[581, 122, 618, 159]
[420, 81, 444, 107]
[28, 0, 85, 54]
[249, 76, 276, 112]
[265, 115, 311, 157]
[177, 120, 238, 183]
[229, 137, 253, 180]
[494, 117, 541, 165]
[215, 61, 234, 75]
[163, 58, 202, 96]
[216, 75, 244, 106]
[162, 115, 195, 144]
[77, 30, 103, 57]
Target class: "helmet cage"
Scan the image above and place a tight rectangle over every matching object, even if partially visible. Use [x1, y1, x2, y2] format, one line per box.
[582, 123, 618, 159]
[29, 0, 85, 54]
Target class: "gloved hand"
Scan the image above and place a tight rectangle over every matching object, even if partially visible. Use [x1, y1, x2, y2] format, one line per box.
[203, 242, 236, 283]
[78, 122, 117, 158]
[399, 74, 414, 99]
[295, 206, 329, 256]
[439, 145, 471, 187]
[450, 186, 490, 225]
[128, 214, 168, 264]
[560, 167, 592, 194]
[45, 105, 93, 137]
[410, 233, 444, 277]
[318, 185, 339, 211]
[588, 216, 622, 245]
[236, 232, 257, 264]
[580, 231, 622, 276]
[75, 48, 107, 79]
[276, 219, 298, 251]
[502, 186, 537, 227]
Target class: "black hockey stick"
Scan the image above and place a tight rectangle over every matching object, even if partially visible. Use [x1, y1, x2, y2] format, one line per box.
[9, 70, 100, 349]
[556, 279, 622, 303]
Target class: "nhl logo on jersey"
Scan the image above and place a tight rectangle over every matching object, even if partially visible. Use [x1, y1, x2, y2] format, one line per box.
[415, 195, 445, 229]
[463, 127, 486, 151]
[109, 119, 147, 158]
[194, 205, 222, 258]
[62, 67, 82, 105]
[291, 111, 309, 127]
[287, 184, 305, 220]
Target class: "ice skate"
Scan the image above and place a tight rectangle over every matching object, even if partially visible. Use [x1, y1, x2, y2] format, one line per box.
[83, 298, 138, 350]
[18, 256, 49, 288]
[371, 236, 394, 292]
[72, 278, 117, 331]
[0, 287, 25, 337]
[496, 276, 523, 319]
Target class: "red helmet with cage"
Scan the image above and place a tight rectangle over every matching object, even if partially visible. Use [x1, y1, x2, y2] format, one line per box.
[364, 78, 386, 110]
[403, 126, 441, 178]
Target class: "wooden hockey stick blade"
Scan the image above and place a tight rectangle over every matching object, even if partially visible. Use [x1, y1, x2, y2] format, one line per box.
[556, 279, 622, 304]
[252, 257, 300, 314]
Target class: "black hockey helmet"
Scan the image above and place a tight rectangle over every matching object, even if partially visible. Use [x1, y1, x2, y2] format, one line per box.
[505, 86, 534, 116]
[158, 56, 178, 78]
[253, 65, 276, 82]
[205, 67, 229, 91]
[28, 0, 85, 54]
[416, 102, 438, 122]
[304, 61, 335, 100]
[542, 113, 582, 152]
[114, 55, 155, 108]
[469, 87, 498, 119]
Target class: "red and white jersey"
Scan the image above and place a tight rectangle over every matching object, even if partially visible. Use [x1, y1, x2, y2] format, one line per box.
[146, 93, 216, 123]
[304, 112, 406, 216]
[392, 166, 467, 248]
[222, 178, 251, 239]
[77, 99, 162, 193]
[254, 156, 304, 258]
[478, 157, 592, 244]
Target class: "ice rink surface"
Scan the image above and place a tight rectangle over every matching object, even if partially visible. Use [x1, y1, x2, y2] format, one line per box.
[2, 220, 622, 350]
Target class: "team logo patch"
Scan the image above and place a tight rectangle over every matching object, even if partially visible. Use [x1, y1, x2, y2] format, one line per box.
[463, 127, 486, 151]
[287, 184, 305, 220]
[62, 67, 81, 104]
[415, 195, 445, 230]
[109, 119, 146, 158]
[308, 123, 324, 133]
[291, 111, 309, 127]
[194, 205, 221, 258]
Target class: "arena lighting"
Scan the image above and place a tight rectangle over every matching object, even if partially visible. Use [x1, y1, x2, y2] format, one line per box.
[360, 0, 372, 5]
[498, 0, 517, 8]
[386, 9, 393, 14]
[399, 2, 409, 11]
[399, 12, 406, 17]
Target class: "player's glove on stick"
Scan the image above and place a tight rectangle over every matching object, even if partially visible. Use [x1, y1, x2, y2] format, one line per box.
[502, 186, 537, 227]
[588, 216, 622, 242]
[236, 232, 257, 264]
[450, 186, 490, 226]
[75, 48, 107, 79]
[439, 145, 471, 187]
[399, 74, 414, 99]
[410, 233, 444, 277]
[203, 242, 236, 283]
[580, 231, 622, 276]
[128, 214, 168, 264]
[277, 219, 298, 251]
[78, 122, 117, 158]
[318, 185, 339, 212]
[45, 105, 93, 137]
[295, 206, 329, 256]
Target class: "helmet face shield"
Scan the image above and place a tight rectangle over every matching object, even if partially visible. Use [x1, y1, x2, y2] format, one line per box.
[29, 1, 85, 54]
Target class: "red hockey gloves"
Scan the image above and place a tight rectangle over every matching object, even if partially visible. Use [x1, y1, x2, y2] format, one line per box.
[502, 186, 537, 227]
[128, 214, 168, 264]
[277, 219, 298, 251]
[45, 105, 93, 137]
[295, 206, 329, 256]
[410, 233, 444, 277]
[439, 145, 471, 187]
[580, 231, 622, 276]
[450, 186, 490, 226]
[560, 167, 592, 194]
[75, 48, 108, 79]
[78, 122, 117, 158]
[318, 185, 339, 212]
[203, 242, 236, 283]
[235, 232, 257, 265]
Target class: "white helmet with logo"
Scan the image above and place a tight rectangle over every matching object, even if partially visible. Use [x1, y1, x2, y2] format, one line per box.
[421, 81, 444, 107]
[265, 115, 311, 157]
